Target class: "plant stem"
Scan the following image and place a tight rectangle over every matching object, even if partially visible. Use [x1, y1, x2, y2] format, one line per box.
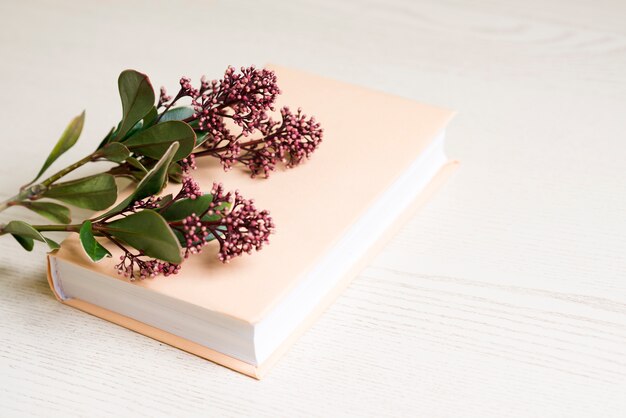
[30, 224, 81, 233]
[0, 194, 20, 212]
[40, 153, 96, 188]
[0, 152, 97, 215]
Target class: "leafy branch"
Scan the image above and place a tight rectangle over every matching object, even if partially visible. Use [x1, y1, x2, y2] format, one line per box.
[0, 66, 321, 278]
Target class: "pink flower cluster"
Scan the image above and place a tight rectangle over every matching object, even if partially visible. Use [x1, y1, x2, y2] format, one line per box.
[129, 195, 162, 211]
[175, 182, 233, 259]
[233, 106, 323, 177]
[115, 252, 181, 280]
[194, 66, 280, 136]
[179, 175, 202, 200]
[179, 76, 199, 98]
[180, 213, 206, 258]
[179, 154, 197, 173]
[158, 86, 172, 108]
[172, 183, 275, 263]
[214, 186, 275, 263]
[160, 65, 322, 177]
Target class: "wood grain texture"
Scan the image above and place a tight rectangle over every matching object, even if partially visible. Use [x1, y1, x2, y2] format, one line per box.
[1, 0, 625, 416]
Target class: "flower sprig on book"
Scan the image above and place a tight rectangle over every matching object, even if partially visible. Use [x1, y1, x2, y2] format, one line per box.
[0, 66, 321, 279]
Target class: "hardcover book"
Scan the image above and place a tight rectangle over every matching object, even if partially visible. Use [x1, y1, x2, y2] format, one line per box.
[46, 65, 458, 379]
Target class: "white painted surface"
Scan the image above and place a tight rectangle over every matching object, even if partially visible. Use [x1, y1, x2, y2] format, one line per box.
[0, 1, 625, 416]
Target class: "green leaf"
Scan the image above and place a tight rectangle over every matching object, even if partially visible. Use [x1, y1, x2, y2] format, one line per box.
[124, 157, 148, 181]
[32, 111, 85, 182]
[159, 106, 195, 122]
[186, 119, 200, 129]
[125, 120, 144, 139]
[172, 228, 186, 247]
[12, 235, 34, 251]
[159, 194, 231, 224]
[143, 106, 158, 128]
[159, 194, 213, 221]
[168, 162, 183, 183]
[115, 70, 155, 140]
[104, 210, 182, 263]
[42, 174, 117, 210]
[126, 156, 148, 173]
[3, 220, 46, 242]
[2, 220, 60, 251]
[44, 237, 60, 250]
[98, 142, 179, 218]
[20, 201, 71, 224]
[157, 194, 173, 208]
[3, 220, 47, 251]
[195, 131, 210, 147]
[98, 142, 131, 163]
[122, 121, 196, 161]
[79, 220, 111, 262]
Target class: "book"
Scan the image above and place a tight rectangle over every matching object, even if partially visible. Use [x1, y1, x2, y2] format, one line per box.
[46, 65, 458, 379]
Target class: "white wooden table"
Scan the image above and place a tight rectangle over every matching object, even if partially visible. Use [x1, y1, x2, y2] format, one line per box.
[1, 1, 625, 416]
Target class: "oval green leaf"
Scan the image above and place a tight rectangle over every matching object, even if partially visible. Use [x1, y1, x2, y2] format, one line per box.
[195, 131, 210, 147]
[168, 162, 183, 183]
[3, 220, 46, 242]
[115, 70, 155, 140]
[97, 142, 179, 218]
[125, 120, 144, 139]
[42, 174, 117, 210]
[104, 210, 182, 264]
[3, 220, 46, 251]
[157, 194, 173, 208]
[126, 156, 148, 173]
[159, 194, 213, 221]
[32, 111, 85, 182]
[12, 234, 34, 251]
[79, 220, 111, 262]
[159, 106, 195, 122]
[98, 142, 131, 163]
[20, 201, 71, 224]
[122, 121, 196, 161]
[143, 106, 158, 128]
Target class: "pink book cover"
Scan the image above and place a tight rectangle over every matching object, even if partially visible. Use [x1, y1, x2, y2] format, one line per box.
[46, 65, 458, 379]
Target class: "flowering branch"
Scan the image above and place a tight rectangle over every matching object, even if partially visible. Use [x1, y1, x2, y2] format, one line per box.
[191, 106, 323, 177]
[106, 177, 273, 279]
[0, 65, 321, 278]
[158, 66, 324, 178]
[6, 167, 274, 280]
